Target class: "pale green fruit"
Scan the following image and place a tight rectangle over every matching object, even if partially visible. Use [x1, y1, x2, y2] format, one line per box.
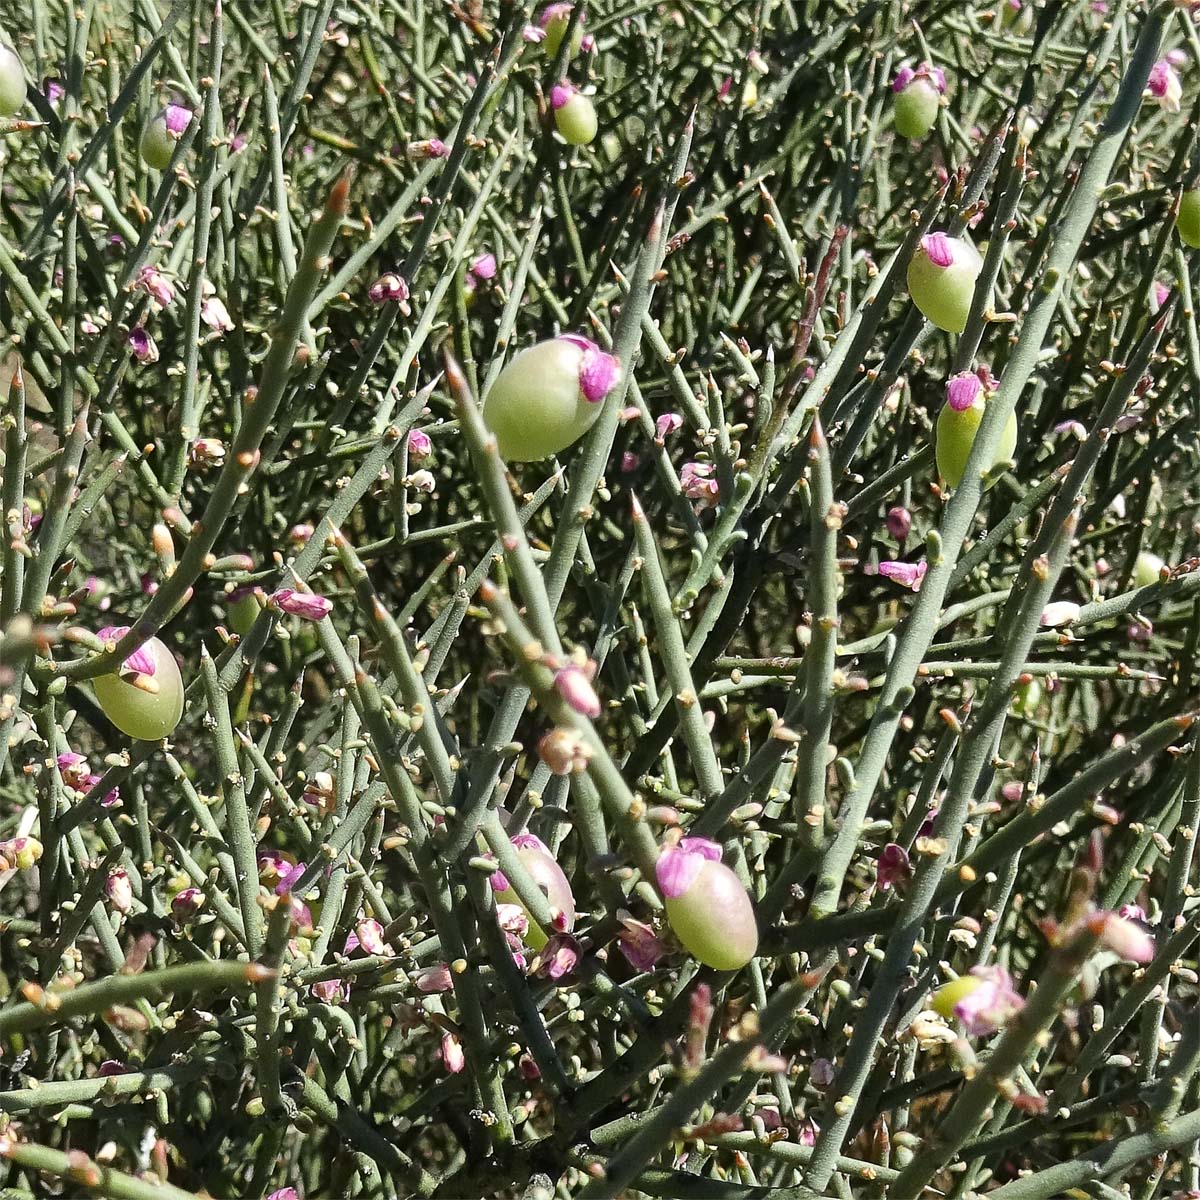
[894, 79, 940, 140]
[542, 8, 584, 59]
[493, 845, 576, 950]
[554, 91, 597, 146]
[1134, 551, 1164, 589]
[94, 637, 184, 741]
[227, 587, 264, 636]
[0, 45, 27, 118]
[1012, 677, 1041, 718]
[140, 105, 191, 170]
[664, 860, 758, 971]
[907, 235, 983, 333]
[1178, 189, 1200, 250]
[483, 338, 607, 461]
[936, 392, 1018, 490]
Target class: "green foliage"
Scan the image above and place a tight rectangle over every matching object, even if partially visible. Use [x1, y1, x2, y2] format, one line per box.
[0, 1, 1197, 1198]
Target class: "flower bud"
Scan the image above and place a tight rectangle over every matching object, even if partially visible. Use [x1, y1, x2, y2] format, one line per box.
[490, 833, 576, 951]
[270, 587, 333, 621]
[656, 838, 758, 971]
[886, 505, 911, 540]
[907, 232, 983, 333]
[106, 868, 133, 914]
[171, 886, 206, 921]
[407, 428, 433, 463]
[1134, 550, 1165, 588]
[1148, 59, 1183, 113]
[0, 44, 27, 118]
[482, 335, 620, 461]
[551, 84, 597, 146]
[93, 626, 184, 741]
[140, 104, 192, 170]
[892, 63, 945, 140]
[538, 726, 592, 775]
[936, 370, 1017, 489]
[0, 836, 42, 871]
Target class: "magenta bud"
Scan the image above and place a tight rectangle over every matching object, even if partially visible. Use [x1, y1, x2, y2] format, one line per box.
[106, 868, 133, 914]
[270, 587, 333, 621]
[886, 505, 912, 540]
[171, 887, 206, 920]
[554, 662, 601, 717]
[407, 428, 433, 462]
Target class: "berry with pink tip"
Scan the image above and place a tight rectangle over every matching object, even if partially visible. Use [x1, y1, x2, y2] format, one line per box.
[140, 104, 192, 169]
[540, 3, 585, 59]
[656, 838, 758, 971]
[907, 232, 983, 332]
[92, 626, 184, 741]
[0, 44, 27, 117]
[490, 833, 576, 951]
[551, 83, 597, 146]
[482, 335, 620, 460]
[893, 62, 946, 140]
[936, 368, 1017, 489]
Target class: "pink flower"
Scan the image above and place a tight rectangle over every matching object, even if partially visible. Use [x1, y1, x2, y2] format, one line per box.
[408, 138, 448, 160]
[878, 559, 928, 592]
[98, 1060, 126, 1077]
[893, 62, 946, 95]
[415, 964, 454, 993]
[469, 252, 497, 281]
[1040, 601, 1080, 628]
[522, 23, 547, 41]
[439, 1032, 465, 1074]
[97, 626, 157, 677]
[266, 1190, 299, 1200]
[352, 917, 392, 957]
[680, 461, 720, 508]
[555, 335, 620, 403]
[946, 371, 983, 412]
[127, 327, 158, 363]
[554, 663, 601, 718]
[798, 1116, 819, 1147]
[1148, 60, 1183, 112]
[876, 843, 912, 891]
[311, 978, 347, 1004]
[1119, 903, 1147, 922]
[407, 428, 433, 463]
[550, 83, 575, 110]
[620, 451, 639, 473]
[532, 931, 580, 980]
[655, 837, 722, 899]
[135, 266, 175, 307]
[1099, 912, 1155, 963]
[920, 231, 956, 268]
[58, 752, 90, 789]
[616, 911, 664, 972]
[200, 285, 234, 334]
[163, 103, 192, 136]
[496, 903, 530, 939]
[1152, 281, 1171, 312]
[655, 412, 682, 441]
[811, 1058, 835, 1089]
[270, 588, 332, 621]
[274, 861, 307, 896]
[368, 273, 409, 305]
[886, 506, 911, 540]
[953, 965, 1025, 1036]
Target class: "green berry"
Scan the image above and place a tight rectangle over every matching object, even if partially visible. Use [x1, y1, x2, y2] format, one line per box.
[664, 859, 759, 971]
[1179, 190, 1200, 249]
[1134, 551, 1164, 589]
[542, 6, 584, 59]
[140, 104, 192, 170]
[93, 636, 184, 741]
[894, 79, 940, 140]
[936, 371, 1017, 490]
[492, 840, 576, 950]
[0, 44, 27, 118]
[552, 87, 597, 146]
[907, 232, 983, 333]
[482, 335, 619, 461]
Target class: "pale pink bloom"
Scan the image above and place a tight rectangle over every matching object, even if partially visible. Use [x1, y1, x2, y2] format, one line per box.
[533, 931, 580, 979]
[554, 663, 601, 718]
[616, 910, 664, 971]
[655, 412, 683, 441]
[163, 103, 192, 136]
[1001, 781, 1023, 803]
[135, 266, 175, 307]
[656, 837, 722, 898]
[1099, 912, 1155, 963]
[353, 917, 392, 957]
[415, 964, 454, 993]
[878, 559, 928, 592]
[200, 285, 234, 334]
[469, 252, 497, 281]
[1040, 601, 1080, 628]
[1148, 60, 1183, 112]
[1152, 280, 1171, 312]
[270, 588, 332, 621]
[680, 460, 720, 508]
[953, 965, 1025, 1036]
[408, 138, 448, 159]
[496, 903, 530, 939]
[522, 23, 547, 41]
[1119, 903, 1147, 922]
[798, 1116, 819, 1147]
[439, 1032, 465, 1073]
[368, 273, 409, 305]
[266, 1189, 299, 1200]
[97, 625, 157, 677]
[58, 752, 91, 789]
[274, 861, 307, 896]
[311, 978, 347, 1004]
